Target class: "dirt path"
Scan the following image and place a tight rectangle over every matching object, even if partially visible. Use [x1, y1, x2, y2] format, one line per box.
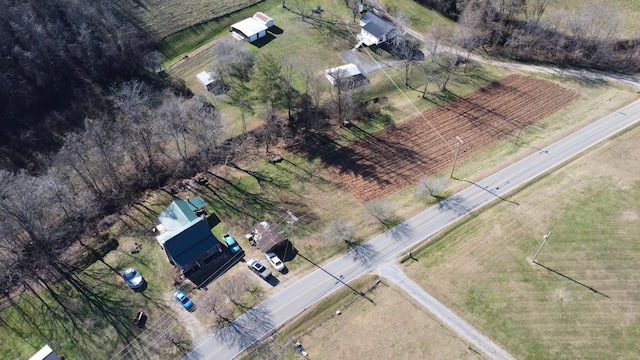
[377, 262, 516, 360]
[166, 38, 219, 70]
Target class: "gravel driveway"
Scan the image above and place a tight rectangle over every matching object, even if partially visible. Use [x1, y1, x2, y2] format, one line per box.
[339, 49, 403, 76]
[377, 262, 516, 360]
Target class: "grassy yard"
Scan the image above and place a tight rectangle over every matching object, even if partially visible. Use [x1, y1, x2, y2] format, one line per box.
[240, 275, 482, 360]
[403, 124, 640, 359]
[0, 229, 190, 359]
[543, 0, 640, 38]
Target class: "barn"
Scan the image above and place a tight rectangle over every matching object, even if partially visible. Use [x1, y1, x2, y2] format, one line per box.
[230, 17, 268, 42]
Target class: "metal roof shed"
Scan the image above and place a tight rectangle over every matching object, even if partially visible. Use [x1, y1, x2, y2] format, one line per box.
[230, 18, 268, 42]
[325, 63, 362, 86]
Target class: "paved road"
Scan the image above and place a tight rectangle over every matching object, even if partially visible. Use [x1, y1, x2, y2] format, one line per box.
[184, 94, 640, 359]
[377, 263, 515, 360]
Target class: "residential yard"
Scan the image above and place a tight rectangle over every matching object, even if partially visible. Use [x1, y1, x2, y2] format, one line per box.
[240, 275, 482, 360]
[403, 124, 640, 359]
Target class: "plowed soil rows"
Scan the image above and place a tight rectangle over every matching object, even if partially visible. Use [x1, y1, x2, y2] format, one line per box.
[315, 75, 578, 201]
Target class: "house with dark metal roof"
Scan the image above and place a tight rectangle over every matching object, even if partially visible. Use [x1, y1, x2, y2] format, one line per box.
[356, 12, 396, 47]
[155, 196, 222, 273]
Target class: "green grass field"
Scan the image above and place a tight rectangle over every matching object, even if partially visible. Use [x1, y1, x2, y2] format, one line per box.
[543, 0, 640, 38]
[403, 124, 640, 359]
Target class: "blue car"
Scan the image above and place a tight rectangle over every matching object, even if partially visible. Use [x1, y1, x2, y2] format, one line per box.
[174, 290, 194, 311]
[223, 233, 241, 253]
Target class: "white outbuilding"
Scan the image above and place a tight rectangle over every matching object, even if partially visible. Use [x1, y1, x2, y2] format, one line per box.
[325, 63, 362, 86]
[196, 71, 226, 94]
[230, 17, 268, 42]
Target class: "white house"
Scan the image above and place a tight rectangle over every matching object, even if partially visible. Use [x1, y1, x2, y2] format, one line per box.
[325, 63, 362, 86]
[230, 17, 268, 42]
[356, 12, 396, 47]
[252, 12, 274, 28]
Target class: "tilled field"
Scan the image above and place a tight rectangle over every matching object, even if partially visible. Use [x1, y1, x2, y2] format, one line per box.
[316, 75, 578, 201]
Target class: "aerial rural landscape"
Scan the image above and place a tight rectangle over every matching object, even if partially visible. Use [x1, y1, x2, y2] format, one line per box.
[1, 0, 639, 359]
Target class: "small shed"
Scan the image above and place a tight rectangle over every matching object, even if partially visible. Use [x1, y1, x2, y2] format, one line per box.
[230, 17, 268, 42]
[253, 12, 274, 28]
[196, 71, 226, 95]
[325, 63, 362, 86]
[247, 220, 287, 253]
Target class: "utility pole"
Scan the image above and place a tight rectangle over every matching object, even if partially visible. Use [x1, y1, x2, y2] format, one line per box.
[532, 231, 551, 263]
[284, 210, 299, 260]
[450, 136, 464, 178]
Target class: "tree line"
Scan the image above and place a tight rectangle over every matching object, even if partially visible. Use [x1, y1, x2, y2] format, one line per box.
[0, 0, 149, 171]
[418, 0, 640, 72]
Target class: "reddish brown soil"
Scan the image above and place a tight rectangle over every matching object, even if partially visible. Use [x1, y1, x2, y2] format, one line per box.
[311, 75, 578, 201]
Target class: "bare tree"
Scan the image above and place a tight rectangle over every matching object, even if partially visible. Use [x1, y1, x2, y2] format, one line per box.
[455, 1, 491, 72]
[426, 21, 453, 59]
[418, 61, 436, 98]
[366, 199, 395, 226]
[523, 0, 551, 25]
[324, 218, 356, 246]
[416, 175, 449, 201]
[281, 55, 300, 120]
[156, 91, 190, 163]
[440, 53, 459, 91]
[211, 39, 256, 85]
[299, 57, 327, 130]
[394, 34, 422, 88]
[328, 69, 356, 126]
[109, 80, 159, 172]
[185, 95, 225, 162]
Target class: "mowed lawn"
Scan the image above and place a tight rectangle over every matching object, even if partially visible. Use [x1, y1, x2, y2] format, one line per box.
[240, 275, 482, 360]
[403, 124, 640, 359]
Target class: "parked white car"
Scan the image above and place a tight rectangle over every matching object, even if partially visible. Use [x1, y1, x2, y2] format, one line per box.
[247, 258, 271, 279]
[122, 268, 144, 289]
[266, 252, 285, 272]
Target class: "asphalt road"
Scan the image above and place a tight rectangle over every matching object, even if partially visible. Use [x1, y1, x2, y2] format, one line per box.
[184, 98, 640, 360]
